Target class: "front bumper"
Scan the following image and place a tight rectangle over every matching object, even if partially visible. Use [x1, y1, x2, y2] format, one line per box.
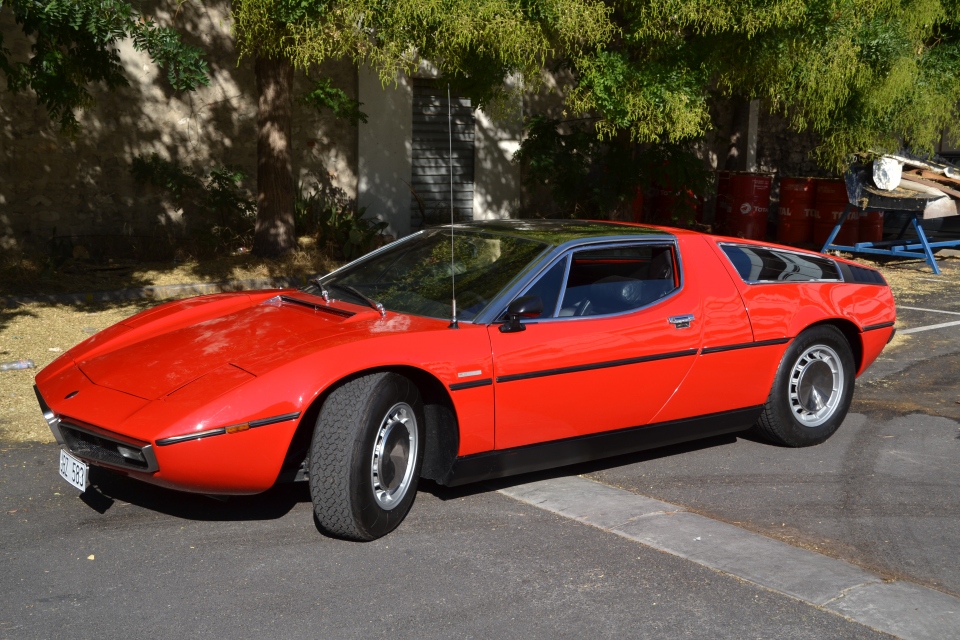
[35, 386, 159, 473]
[35, 384, 300, 495]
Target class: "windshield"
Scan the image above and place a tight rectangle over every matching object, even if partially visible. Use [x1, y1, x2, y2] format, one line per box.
[309, 229, 549, 321]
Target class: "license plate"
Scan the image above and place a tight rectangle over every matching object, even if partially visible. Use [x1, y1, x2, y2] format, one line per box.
[59, 448, 89, 492]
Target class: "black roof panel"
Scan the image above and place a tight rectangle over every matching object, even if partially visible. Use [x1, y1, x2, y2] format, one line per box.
[446, 220, 671, 245]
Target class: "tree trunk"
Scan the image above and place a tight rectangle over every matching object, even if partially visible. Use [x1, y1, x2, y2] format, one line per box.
[252, 55, 296, 257]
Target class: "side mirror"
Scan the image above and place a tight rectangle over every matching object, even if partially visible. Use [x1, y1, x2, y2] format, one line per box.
[499, 295, 543, 333]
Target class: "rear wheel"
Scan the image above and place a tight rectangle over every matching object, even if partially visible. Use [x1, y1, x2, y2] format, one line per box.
[755, 325, 855, 447]
[308, 372, 425, 540]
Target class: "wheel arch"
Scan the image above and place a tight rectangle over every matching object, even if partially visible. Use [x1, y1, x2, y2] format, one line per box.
[278, 365, 460, 485]
[799, 318, 864, 373]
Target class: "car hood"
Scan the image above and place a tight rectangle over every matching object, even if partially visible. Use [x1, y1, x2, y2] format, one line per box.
[78, 301, 363, 400]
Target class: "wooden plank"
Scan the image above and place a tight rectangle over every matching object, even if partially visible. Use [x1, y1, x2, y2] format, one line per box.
[902, 172, 960, 199]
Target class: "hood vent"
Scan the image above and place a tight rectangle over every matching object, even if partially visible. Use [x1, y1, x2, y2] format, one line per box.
[278, 295, 356, 318]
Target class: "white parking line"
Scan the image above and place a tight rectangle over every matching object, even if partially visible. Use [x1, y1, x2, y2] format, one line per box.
[899, 306, 960, 316]
[500, 476, 960, 640]
[900, 320, 960, 335]
[896, 306, 960, 334]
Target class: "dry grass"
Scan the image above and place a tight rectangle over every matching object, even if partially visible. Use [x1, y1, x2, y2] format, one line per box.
[0, 236, 344, 443]
[0, 301, 155, 442]
[0, 237, 340, 298]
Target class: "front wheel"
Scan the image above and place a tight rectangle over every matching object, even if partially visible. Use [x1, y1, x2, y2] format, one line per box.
[308, 372, 425, 540]
[754, 325, 855, 447]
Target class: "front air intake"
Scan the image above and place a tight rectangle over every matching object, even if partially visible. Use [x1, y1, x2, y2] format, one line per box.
[59, 421, 159, 472]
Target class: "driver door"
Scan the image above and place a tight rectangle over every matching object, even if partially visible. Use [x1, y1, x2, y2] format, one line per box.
[488, 241, 702, 450]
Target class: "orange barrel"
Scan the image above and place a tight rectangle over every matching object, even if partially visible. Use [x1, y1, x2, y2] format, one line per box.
[814, 179, 858, 246]
[643, 186, 662, 223]
[655, 185, 677, 224]
[631, 186, 644, 223]
[776, 177, 816, 245]
[859, 210, 884, 243]
[650, 185, 701, 226]
[727, 173, 772, 239]
[715, 171, 733, 231]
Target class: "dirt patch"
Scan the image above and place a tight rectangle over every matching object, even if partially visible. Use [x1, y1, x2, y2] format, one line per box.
[0, 301, 155, 442]
[854, 352, 960, 421]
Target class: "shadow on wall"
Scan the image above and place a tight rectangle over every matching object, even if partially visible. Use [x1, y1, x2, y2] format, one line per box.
[518, 67, 576, 218]
[0, 0, 358, 255]
[473, 108, 521, 220]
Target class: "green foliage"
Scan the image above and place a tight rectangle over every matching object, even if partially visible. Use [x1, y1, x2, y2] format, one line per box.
[295, 179, 386, 259]
[293, 178, 325, 236]
[131, 152, 202, 199]
[0, 0, 209, 133]
[610, 0, 960, 168]
[131, 154, 256, 256]
[302, 77, 367, 124]
[515, 116, 710, 220]
[234, 0, 614, 109]
[244, 0, 960, 171]
[316, 204, 388, 261]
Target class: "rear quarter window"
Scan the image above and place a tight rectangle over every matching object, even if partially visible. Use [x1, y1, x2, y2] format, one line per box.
[720, 244, 841, 283]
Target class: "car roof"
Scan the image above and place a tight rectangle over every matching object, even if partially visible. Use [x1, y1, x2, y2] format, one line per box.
[443, 219, 673, 245]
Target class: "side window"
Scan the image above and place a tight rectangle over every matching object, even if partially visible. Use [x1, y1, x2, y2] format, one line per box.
[720, 244, 841, 283]
[518, 257, 568, 319]
[558, 245, 678, 317]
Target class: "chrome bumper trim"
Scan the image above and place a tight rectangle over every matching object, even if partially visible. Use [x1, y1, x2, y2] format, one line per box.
[57, 420, 160, 473]
[34, 385, 65, 446]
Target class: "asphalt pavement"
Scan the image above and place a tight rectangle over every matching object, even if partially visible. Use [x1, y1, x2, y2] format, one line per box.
[582, 411, 960, 596]
[1, 442, 892, 640]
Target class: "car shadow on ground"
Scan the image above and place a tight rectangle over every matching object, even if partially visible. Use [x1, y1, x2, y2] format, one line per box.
[80, 432, 747, 521]
[419, 432, 744, 501]
[85, 465, 311, 521]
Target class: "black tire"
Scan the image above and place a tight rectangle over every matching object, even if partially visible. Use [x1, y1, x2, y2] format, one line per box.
[308, 372, 425, 541]
[754, 325, 855, 447]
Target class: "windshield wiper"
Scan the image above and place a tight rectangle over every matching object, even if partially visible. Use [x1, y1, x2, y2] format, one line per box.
[308, 278, 331, 302]
[327, 283, 386, 317]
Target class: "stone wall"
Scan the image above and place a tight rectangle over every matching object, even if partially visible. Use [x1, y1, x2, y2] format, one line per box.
[0, 1, 358, 253]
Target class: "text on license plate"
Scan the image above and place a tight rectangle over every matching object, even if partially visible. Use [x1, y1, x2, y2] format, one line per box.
[59, 448, 89, 492]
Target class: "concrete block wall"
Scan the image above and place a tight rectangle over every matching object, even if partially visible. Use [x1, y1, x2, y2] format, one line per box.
[0, 1, 357, 253]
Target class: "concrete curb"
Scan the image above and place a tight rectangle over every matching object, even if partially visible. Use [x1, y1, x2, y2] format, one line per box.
[500, 475, 959, 640]
[3, 275, 314, 308]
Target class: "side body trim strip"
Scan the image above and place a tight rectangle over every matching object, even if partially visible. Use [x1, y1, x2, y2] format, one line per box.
[863, 321, 896, 332]
[249, 412, 301, 428]
[157, 411, 301, 446]
[701, 337, 791, 355]
[449, 379, 493, 391]
[440, 406, 762, 487]
[496, 348, 699, 384]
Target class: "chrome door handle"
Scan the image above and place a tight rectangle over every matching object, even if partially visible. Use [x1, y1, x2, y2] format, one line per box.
[668, 314, 695, 329]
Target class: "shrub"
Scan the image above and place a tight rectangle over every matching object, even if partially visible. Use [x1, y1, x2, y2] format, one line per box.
[131, 154, 256, 256]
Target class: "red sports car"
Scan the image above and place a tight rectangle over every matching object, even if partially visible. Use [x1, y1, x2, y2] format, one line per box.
[36, 221, 896, 540]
